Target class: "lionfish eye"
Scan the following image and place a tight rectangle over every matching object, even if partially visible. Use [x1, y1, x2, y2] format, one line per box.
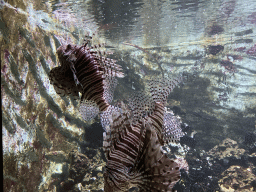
[66, 44, 72, 51]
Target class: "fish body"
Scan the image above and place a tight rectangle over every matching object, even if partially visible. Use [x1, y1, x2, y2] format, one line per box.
[103, 105, 181, 192]
[102, 77, 184, 191]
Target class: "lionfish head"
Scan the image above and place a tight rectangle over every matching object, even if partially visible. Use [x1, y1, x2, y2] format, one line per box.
[56, 44, 78, 66]
[49, 40, 124, 121]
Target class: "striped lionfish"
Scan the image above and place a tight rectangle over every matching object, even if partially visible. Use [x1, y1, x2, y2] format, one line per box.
[101, 76, 185, 191]
[49, 35, 185, 191]
[49, 36, 124, 120]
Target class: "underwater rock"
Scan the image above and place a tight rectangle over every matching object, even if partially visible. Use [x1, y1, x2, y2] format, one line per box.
[207, 138, 245, 160]
[180, 135, 197, 148]
[220, 0, 236, 18]
[174, 137, 256, 191]
[219, 165, 256, 191]
[248, 12, 256, 25]
[174, 148, 223, 192]
[59, 150, 105, 191]
[60, 151, 90, 190]
[234, 39, 253, 44]
[246, 44, 256, 56]
[220, 60, 237, 73]
[226, 54, 243, 61]
[243, 132, 256, 157]
[244, 132, 256, 146]
[45, 151, 69, 163]
[234, 47, 246, 52]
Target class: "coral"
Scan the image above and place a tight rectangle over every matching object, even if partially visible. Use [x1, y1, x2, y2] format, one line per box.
[57, 149, 105, 191]
[1, 1, 90, 191]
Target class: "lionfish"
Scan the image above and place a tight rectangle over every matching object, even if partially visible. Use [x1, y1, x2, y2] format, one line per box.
[49, 36, 124, 120]
[101, 76, 185, 192]
[49, 34, 185, 191]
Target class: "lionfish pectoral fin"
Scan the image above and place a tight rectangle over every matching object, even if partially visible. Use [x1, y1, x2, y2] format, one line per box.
[145, 75, 183, 103]
[79, 100, 99, 121]
[103, 76, 118, 103]
[162, 110, 185, 144]
[132, 128, 181, 191]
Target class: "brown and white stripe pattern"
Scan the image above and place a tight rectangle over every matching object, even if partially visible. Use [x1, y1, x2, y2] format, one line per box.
[103, 104, 146, 191]
[102, 105, 181, 191]
[147, 102, 166, 145]
[49, 40, 124, 120]
[102, 77, 185, 191]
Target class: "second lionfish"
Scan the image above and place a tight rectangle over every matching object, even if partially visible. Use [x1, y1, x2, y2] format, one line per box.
[101, 76, 185, 191]
[49, 36, 124, 120]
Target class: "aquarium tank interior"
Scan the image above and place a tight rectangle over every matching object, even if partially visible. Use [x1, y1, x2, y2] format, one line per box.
[1, 0, 256, 191]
